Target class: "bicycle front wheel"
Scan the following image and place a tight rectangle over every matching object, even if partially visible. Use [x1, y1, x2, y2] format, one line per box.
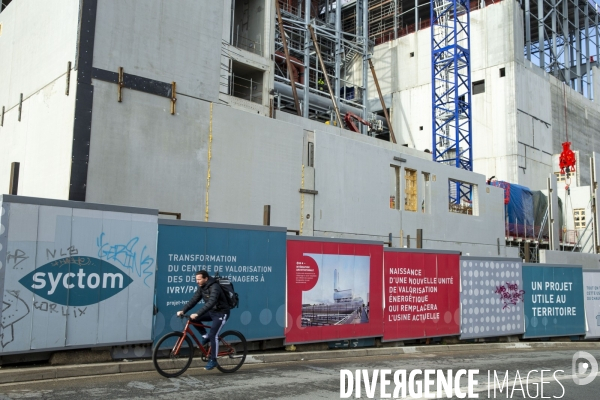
[152, 332, 194, 378]
[215, 330, 247, 373]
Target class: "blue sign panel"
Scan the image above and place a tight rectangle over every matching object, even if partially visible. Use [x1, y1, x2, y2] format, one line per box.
[522, 264, 585, 338]
[154, 221, 286, 342]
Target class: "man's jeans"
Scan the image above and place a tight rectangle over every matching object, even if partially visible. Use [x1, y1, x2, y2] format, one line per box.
[192, 311, 229, 360]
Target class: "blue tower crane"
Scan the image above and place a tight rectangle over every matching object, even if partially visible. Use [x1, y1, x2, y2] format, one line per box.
[431, 0, 473, 205]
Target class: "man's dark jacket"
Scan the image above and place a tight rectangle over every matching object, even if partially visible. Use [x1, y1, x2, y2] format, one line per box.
[182, 277, 230, 316]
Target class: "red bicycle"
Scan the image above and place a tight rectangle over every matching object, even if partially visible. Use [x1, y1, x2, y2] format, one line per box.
[152, 315, 247, 377]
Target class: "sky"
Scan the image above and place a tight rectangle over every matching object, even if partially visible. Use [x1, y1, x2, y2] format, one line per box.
[302, 253, 370, 304]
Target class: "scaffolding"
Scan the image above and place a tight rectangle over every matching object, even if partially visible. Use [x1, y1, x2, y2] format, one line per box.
[274, 0, 375, 134]
[523, 0, 600, 99]
[432, 0, 473, 205]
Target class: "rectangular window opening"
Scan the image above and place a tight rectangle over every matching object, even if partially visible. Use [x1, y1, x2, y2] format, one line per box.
[410, 52, 414, 57]
[574, 208, 586, 230]
[405, 169, 417, 212]
[232, 0, 265, 56]
[473, 80, 485, 95]
[554, 172, 567, 182]
[499, 67, 506, 77]
[390, 165, 400, 210]
[230, 60, 264, 105]
[421, 172, 430, 213]
[448, 179, 478, 216]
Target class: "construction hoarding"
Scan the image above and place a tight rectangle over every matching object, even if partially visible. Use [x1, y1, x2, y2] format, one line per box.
[0, 195, 157, 355]
[522, 264, 585, 338]
[459, 257, 525, 339]
[154, 220, 286, 342]
[583, 269, 600, 339]
[285, 237, 383, 344]
[383, 249, 460, 341]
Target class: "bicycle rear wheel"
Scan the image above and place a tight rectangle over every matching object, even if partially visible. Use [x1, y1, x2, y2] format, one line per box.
[153, 332, 194, 378]
[215, 330, 247, 373]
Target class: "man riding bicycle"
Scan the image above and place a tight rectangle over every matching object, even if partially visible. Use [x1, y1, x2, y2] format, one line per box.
[177, 270, 230, 370]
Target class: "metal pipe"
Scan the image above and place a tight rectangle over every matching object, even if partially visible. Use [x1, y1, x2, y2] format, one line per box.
[276, 0, 302, 116]
[552, 0, 558, 77]
[362, 0, 369, 134]
[274, 81, 385, 122]
[538, 0, 544, 69]
[335, 0, 341, 113]
[230, 0, 236, 45]
[572, 217, 593, 251]
[525, 0, 531, 61]
[308, 24, 343, 127]
[394, 0, 398, 40]
[563, 0, 570, 84]
[303, 0, 310, 118]
[415, 0, 419, 34]
[368, 59, 396, 143]
[575, 3, 582, 93]
[586, 2, 591, 98]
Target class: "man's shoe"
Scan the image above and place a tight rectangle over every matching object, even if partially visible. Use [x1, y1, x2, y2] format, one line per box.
[200, 336, 210, 347]
[205, 359, 218, 371]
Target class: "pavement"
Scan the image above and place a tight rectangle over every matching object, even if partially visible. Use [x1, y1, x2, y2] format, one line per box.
[1, 341, 600, 385]
[2, 345, 600, 399]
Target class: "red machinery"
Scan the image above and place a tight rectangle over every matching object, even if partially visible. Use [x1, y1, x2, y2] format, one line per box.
[559, 141, 576, 175]
[344, 112, 371, 133]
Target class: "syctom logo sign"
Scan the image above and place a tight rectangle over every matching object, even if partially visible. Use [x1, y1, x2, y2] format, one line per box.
[19, 256, 133, 306]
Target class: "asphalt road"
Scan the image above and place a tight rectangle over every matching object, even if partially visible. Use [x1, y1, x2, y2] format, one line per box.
[0, 347, 599, 399]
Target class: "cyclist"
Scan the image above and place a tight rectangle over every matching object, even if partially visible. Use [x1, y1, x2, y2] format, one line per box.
[177, 270, 230, 370]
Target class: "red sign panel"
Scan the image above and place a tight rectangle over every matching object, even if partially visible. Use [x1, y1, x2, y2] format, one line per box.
[383, 250, 460, 340]
[286, 238, 384, 344]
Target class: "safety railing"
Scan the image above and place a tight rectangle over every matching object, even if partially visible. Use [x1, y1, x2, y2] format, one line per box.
[231, 74, 263, 105]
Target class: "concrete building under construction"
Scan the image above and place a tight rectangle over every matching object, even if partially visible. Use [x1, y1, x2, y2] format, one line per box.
[2, 0, 600, 263]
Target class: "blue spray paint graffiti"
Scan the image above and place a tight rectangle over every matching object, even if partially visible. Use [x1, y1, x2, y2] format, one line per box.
[96, 233, 154, 287]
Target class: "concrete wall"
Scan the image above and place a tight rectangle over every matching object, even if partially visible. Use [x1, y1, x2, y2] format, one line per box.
[93, 0, 223, 102]
[311, 129, 509, 256]
[0, 0, 521, 259]
[368, 1, 523, 187]
[550, 68, 600, 188]
[539, 250, 600, 270]
[0, 0, 79, 199]
[86, 66, 509, 257]
[85, 80, 211, 218]
[367, 0, 600, 198]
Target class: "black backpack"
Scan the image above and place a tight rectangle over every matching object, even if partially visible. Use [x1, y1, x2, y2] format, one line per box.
[215, 274, 239, 309]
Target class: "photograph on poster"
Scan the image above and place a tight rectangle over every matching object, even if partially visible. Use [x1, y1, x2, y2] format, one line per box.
[301, 254, 370, 327]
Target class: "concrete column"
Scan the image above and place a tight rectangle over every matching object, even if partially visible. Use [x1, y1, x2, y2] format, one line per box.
[303, 0, 311, 119]
[538, 0, 545, 69]
[525, 0, 531, 61]
[548, 174, 560, 251]
[590, 155, 598, 253]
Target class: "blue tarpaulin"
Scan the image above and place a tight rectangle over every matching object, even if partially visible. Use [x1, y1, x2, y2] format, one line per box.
[496, 181, 534, 236]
